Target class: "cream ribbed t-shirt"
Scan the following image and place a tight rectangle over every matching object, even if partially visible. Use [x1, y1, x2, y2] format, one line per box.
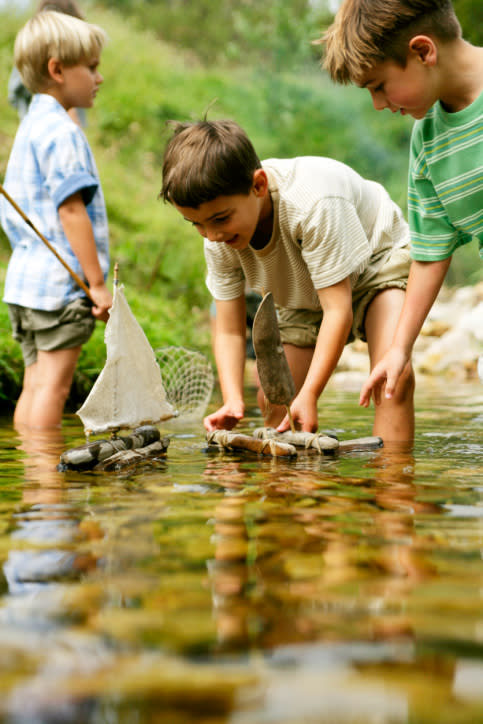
[205, 156, 409, 311]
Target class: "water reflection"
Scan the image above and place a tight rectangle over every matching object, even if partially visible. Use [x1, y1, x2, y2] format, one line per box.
[3, 429, 100, 598]
[0, 381, 481, 722]
[203, 444, 441, 655]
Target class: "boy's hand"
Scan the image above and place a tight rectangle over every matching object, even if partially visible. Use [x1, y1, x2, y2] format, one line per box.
[276, 389, 318, 433]
[359, 347, 409, 407]
[204, 401, 245, 432]
[89, 283, 113, 323]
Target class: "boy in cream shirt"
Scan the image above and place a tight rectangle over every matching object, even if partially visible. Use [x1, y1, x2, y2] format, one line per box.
[161, 119, 415, 442]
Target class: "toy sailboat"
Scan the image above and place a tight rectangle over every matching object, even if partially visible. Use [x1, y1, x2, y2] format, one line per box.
[77, 265, 175, 436]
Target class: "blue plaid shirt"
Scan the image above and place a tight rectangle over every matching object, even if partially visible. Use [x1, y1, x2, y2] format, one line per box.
[1, 94, 109, 310]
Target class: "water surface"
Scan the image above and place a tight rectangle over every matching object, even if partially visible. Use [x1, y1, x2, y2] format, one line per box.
[0, 379, 482, 723]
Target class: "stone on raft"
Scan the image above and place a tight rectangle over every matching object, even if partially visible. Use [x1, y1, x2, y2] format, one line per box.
[253, 427, 340, 453]
[93, 440, 169, 471]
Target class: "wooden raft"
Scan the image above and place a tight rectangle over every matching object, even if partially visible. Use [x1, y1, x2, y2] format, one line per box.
[206, 428, 383, 458]
[58, 425, 170, 472]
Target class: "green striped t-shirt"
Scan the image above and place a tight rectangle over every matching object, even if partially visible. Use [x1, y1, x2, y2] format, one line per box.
[408, 90, 483, 262]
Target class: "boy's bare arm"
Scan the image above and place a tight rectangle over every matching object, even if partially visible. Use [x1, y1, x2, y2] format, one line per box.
[58, 191, 112, 321]
[204, 295, 247, 432]
[360, 257, 452, 406]
[278, 277, 353, 432]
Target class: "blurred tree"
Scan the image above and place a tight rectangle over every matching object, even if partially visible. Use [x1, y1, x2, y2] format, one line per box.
[96, 0, 334, 69]
[453, 0, 483, 45]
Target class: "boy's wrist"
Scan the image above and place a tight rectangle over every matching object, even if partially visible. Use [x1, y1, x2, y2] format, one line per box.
[297, 385, 321, 404]
[87, 279, 107, 290]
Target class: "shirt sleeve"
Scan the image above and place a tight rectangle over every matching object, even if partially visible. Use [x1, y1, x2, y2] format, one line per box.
[37, 124, 98, 209]
[408, 126, 472, 261]
[204, 239, 246, 300]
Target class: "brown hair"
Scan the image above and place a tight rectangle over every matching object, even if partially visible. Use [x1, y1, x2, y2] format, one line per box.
[36, 0, 85, 19]
[160, 119, 262, 208]
[321, 0, 461, 84]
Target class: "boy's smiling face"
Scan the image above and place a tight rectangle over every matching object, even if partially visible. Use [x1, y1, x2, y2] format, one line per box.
[174, 169, 273, 251]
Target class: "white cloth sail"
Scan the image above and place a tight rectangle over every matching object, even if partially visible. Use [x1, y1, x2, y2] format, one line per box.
[77, 284, 175, 434]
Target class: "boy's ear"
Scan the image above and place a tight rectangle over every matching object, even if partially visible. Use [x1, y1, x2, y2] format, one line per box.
[408, 35, 437, 66]
[252, 169, 268, 197]
[47, 57, 65, 84]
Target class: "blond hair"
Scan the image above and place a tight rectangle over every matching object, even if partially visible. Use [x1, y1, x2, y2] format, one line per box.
[321, 0, 461, 84]
[14, 10, 107, 93]
[161, 119, 262, 208]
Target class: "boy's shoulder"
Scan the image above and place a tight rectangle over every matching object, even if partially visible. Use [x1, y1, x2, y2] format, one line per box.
[262, 156, 369, 203]
[14, 94, 82, 146]
[25, 94, 71, 123]
[410, 89, 483, 153]
[7, 94, 91, 186]
[263, 155, 357, 185]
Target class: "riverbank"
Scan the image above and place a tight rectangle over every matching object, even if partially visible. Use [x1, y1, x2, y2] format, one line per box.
[330, 282, 483, 390]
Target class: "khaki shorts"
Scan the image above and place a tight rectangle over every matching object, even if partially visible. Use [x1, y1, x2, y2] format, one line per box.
[277, 245, 411, 347]
[8, 298, 96, 367]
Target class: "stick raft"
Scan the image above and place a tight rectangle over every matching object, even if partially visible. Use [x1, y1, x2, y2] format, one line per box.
[207, 428, 383, 458]
[206, 430, 297, 458]
[58, 425, 169, 471]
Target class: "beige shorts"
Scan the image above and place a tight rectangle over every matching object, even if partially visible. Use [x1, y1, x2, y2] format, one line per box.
[278, 245, 411, 347]
[8, 298, 96, 367]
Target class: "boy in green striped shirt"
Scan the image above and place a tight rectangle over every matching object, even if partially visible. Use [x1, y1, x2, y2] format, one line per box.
[322, 0, 483, 408]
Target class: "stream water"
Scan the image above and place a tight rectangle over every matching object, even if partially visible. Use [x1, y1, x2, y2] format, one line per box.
[0, 378, 482, 724]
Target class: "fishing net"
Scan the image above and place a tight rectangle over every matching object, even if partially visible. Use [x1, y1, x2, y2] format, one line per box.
[156, 346, 214, 420]
[76, 282, 214, 435]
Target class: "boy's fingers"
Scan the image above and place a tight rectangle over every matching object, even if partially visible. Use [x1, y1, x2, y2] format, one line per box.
[359, 379, 375, 407]
[360, 370, 386, 407]
[372, 379, 384, 406]
[383, 376, 396, 400]
[276, 414, 290, 432]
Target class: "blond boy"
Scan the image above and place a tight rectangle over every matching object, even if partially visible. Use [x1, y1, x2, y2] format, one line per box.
[1, 11, 112, 429]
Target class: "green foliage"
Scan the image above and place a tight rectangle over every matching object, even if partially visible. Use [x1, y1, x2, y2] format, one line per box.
[453, 0, 483, 45]
[96, 0, 329, 70]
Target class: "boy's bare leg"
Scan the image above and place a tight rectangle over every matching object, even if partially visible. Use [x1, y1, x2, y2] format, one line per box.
[13, 363, 38, 429]
[365, 289, 415, 442]
[257, 344, 314, 427]
[17, 346, 82, 430]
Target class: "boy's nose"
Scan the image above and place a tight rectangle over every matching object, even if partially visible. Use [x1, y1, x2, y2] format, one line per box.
[369, 89, 388, 112]
[207, 229, 224, 242]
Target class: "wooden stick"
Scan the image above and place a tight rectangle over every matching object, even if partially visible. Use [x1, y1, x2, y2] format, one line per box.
[207, 430, 297, 458]
[286, 405, 296, 433]
[0, 183, 94, 303]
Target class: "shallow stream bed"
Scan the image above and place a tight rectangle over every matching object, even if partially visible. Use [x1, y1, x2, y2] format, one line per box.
[0, 379, 482, 723]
